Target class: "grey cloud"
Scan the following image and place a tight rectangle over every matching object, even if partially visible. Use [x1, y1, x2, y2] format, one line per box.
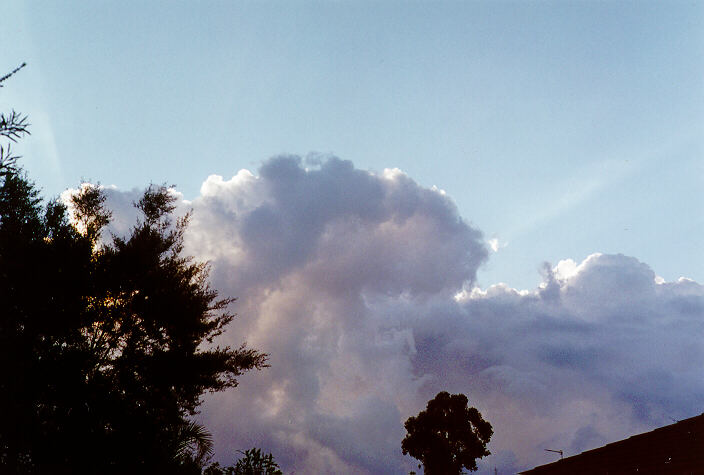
[429, 254, 704, 470]
[570, 424, 606, 453]
[99, 157, 702, 474]
[307, 397, 405, 474]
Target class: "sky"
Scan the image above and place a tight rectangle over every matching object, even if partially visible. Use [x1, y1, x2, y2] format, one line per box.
[3, 1, 704, 473]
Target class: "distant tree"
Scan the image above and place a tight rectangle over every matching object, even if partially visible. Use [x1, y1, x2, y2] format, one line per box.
[232, 448, 282, 475]
[402, 392, 493, 474]
[202, 448, 282, 475]
[0, 65, 268, 473]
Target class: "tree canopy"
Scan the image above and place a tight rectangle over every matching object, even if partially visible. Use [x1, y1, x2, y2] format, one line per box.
[204, 448, 283, 475]
[0, 65, 267, 473]
[402, 391, 493, 474]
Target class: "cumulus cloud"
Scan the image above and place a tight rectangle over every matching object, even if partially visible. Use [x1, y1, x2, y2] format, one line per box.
[434, 253, 704, 469]
[98, 156, 703, 473]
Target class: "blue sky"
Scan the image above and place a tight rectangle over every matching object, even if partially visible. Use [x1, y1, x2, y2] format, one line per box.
[4, 1, 702, 290]
[3, 2, 704, 472]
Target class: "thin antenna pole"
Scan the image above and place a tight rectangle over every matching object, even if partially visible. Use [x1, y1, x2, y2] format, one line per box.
[545, 449, 563, 460]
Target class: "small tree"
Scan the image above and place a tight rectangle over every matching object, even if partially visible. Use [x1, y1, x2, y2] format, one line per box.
[232, 448, 282, 475]
[203, 448, 282, 475]
[402, 392, 492, 474]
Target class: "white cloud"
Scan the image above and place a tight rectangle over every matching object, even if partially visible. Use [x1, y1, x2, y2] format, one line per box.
[487, 236, 508, 253]
[99, 156, 703, 474]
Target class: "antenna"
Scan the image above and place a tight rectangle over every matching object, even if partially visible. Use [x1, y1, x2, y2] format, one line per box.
[545, 449, 563, 460]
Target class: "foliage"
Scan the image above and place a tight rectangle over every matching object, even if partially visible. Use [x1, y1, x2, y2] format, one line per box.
[202, 448, 282, 475]
[0, 65, 268, 473]
[232, 448, 283, 475]
[402, 392, 493, 474]
[173, 421, 215, 467]
[0, 63, 29, 172]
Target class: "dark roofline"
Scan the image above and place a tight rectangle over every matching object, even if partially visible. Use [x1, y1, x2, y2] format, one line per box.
[520, 412, 704, 474]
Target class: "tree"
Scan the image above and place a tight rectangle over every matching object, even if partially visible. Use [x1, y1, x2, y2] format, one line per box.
[0, 65, 268, 473]
[202, 448, 282, 475]
[231, 448, 283, 475]
[402, 392, 493, 474]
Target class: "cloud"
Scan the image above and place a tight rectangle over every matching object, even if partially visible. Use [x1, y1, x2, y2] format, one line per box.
[447, 254, 704, 470]
[487, 236, 508, 253]
[99, 156, 703, 474]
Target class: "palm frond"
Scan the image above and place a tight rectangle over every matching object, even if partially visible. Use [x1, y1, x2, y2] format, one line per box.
[174, 420, 214, 464]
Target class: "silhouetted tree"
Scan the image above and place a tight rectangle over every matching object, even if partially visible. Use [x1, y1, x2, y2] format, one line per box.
[231, 448, 282, 475]
[0, 66, 267, 473]
[402, 392, 492, 474]
[202, 448, 282, 475]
